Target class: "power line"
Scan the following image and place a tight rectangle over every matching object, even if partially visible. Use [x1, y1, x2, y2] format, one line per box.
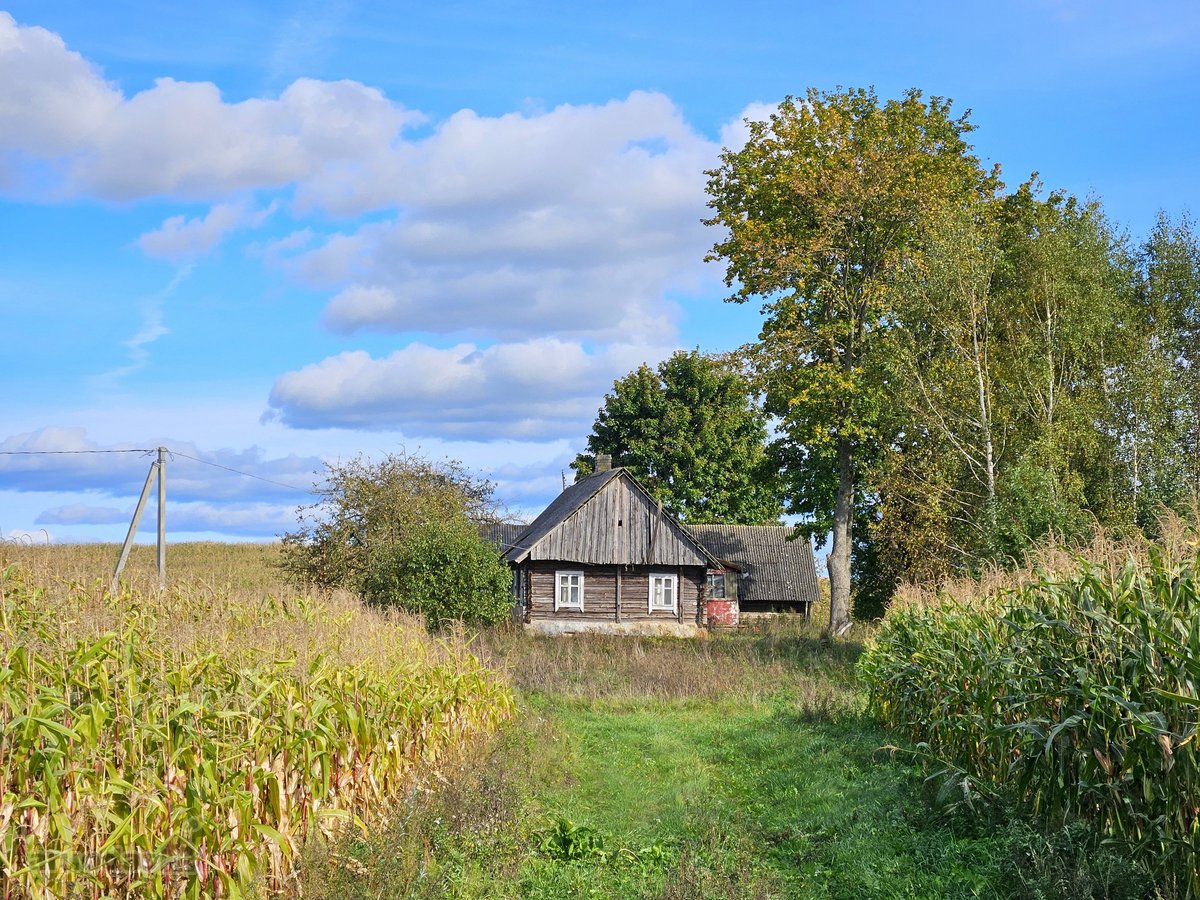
[0, 446, 315, 493]
[0, 449, 155, 455]
[168, 450, 316, 494]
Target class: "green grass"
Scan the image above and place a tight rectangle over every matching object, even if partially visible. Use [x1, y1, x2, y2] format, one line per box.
[301, 622, 1155, 898]
[518, 698, 1003, 899]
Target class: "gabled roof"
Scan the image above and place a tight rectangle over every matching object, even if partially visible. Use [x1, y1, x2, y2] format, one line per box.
[505, 468, 720, 568]
[504, 468, 621, 563]
[478, 521, 528, 555]
[685, 524, 820, 607]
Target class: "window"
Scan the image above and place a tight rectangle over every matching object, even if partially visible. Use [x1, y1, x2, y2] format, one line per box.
[649, 573, 677, 613]
[706, 570, 726, 599]
[555, 570, 584, 611]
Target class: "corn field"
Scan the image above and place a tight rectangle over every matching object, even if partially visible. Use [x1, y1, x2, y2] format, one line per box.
[859, 549, 1200, 896]
[0, 559, 513, 898]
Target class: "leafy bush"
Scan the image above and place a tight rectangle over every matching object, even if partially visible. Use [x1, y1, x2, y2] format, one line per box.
[280, 451, 518, 627]
[859, 549, 1200, 896]
[361, 519, 514, 627]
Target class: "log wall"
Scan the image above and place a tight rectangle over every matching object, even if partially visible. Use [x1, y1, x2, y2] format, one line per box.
[525, 561, 705, 624]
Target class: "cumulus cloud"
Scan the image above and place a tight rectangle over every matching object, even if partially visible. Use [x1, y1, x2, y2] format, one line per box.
[137, 200, 278, 261]
[282, 92, 721, 342]
[0, 13, 421, 199]
[0, 13, 121, 159]
[718, 100, 779, 152]
[0, 15, 767, 449]
[267, 337, 671, 439]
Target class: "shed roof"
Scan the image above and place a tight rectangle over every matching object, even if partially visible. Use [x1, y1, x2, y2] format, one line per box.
[478, 521, 528, 555]
[685, 524, 820, 608]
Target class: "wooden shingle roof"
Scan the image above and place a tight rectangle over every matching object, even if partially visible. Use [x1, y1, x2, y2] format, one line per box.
[685, 524, 820, 608]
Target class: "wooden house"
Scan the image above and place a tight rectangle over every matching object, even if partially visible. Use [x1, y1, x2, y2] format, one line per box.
[503, 462, 721, 636]
[499, 458, 822, 634]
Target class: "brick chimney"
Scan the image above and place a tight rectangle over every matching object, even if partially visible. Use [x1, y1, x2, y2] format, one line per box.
[595, 453, 612, 473]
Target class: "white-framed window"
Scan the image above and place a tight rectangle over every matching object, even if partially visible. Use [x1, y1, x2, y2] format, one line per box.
[555, 570, 585, 611]
[648, 573, 677, 613]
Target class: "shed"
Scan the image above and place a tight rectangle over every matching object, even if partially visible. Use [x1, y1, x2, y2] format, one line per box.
[684, 524, 820, 617]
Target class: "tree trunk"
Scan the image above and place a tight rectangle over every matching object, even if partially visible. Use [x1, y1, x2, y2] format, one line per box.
[827, 438, 853, 636]
[971, 309, 997, 532]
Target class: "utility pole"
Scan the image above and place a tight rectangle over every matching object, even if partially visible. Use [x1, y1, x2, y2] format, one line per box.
[110, 447, 167, 593]
[157, 446, 166, 590]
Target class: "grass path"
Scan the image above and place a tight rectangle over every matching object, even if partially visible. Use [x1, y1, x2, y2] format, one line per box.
[305, 626, 1036, 898]
[519, 695, 1003, 898]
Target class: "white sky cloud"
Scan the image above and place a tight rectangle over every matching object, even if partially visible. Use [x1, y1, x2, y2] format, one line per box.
[0, 423, 571, 537]
[282, 92, 722, 344]
[137, 200, 278, 261]
[0, 14, 755, 520]
[35, 503, 127, 525]
[36, 500, 297, 537]
[0, 426, 318, 504]
[719, 100, 779, 152]
[0, 13, 121, 160]
[0, 13, 422, 199]
[267, 337, 672, 439]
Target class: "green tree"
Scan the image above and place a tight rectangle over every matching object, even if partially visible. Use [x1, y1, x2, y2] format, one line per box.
[280, 452, 513, 627]
[883, 182, 1150, 571]
[572, 350, 781, 524]
[1139, 212, 1200, 507]
[878, 202, 1003, 582]
[988, 184, 1136, 551]
[705, 87, 998, 631]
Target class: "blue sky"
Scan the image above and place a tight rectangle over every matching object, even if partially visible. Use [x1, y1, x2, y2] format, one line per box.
[2, 1, 1198, 542]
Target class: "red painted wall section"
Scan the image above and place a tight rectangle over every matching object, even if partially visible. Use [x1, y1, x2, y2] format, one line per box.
[707, 599, 739, 628]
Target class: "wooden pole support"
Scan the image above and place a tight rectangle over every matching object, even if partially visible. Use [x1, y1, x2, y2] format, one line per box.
[110, 457, 159, 594]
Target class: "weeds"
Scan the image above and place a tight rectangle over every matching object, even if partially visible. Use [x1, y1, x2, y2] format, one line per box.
[474, 616, 865, 720]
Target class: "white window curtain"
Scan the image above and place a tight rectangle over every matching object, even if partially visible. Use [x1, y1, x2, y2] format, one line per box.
[649, 573, 677, 612]
[555, 571, 584, 611]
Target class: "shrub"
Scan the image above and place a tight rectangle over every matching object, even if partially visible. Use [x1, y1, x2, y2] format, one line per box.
[280, 451, 519, 627]
[280, 451, 501, 590]
[361, 520, 515, 628]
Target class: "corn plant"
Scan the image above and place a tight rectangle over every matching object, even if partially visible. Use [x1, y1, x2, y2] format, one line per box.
[860, 550, 1200, 896]
[0, 562, 513, 898]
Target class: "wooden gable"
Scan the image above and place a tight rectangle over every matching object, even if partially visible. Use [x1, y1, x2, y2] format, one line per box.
[509, 470, 714, 568]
